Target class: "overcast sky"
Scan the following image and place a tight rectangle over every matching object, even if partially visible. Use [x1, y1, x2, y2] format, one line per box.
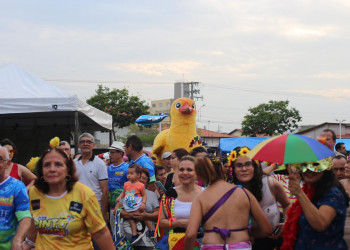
[1, 0, 350, 133]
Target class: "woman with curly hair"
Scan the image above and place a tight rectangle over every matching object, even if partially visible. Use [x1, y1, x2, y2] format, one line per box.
[22, 148, 114, 250]
[282, 158, 349, 249]
[230, 146, 290, 250]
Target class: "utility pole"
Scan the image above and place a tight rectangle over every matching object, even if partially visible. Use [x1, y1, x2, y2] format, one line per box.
[336, 119, 346, 139]
[174, 81, 204, 101]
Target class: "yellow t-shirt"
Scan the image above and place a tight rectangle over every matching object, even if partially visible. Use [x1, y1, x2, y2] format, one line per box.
[29, 182, 106, 250]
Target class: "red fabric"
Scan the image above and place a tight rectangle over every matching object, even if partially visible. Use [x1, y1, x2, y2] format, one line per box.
[253, 135, 288, 164]
[281, 184, 315, 250]
[9, 163, 21, 180]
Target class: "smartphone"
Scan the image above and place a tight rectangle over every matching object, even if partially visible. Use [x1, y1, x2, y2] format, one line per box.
[155, 181, 166, 192]
[273, 225, 283, 235]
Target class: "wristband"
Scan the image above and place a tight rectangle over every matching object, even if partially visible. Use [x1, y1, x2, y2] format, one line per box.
[169, 217, 176, 227]
[25, 237, 35, 247]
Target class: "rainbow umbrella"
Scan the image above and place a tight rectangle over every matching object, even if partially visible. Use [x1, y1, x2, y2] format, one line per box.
[247, 134, 335, 164]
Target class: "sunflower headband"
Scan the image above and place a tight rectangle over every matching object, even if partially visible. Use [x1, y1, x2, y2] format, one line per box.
[290, 157, 333, 173]
[228, 147, 250, 166]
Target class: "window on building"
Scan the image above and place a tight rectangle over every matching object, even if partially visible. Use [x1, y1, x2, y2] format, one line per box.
[152, 104, 156, 107]
[159, 103, 163, 107]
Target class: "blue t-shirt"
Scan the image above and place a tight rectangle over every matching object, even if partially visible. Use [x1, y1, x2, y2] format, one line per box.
[295, 187, 347, 249]
[129, 155, 155, 182]
[107, 162, 129, 208]
[0, 177, 31, 248]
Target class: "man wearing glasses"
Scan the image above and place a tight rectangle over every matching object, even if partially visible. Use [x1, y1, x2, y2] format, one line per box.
[74, 133, 109, 224]
[0, 146, 31, 249]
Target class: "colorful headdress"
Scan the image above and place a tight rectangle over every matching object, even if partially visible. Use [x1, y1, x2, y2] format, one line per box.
[290, 157, 333, 173]
[49, 137, 60, 148]
[228, 146, 250, 166]
[189, 136, 207, 148]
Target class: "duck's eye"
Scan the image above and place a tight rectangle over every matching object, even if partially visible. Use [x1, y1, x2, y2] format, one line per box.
[192, 103, 196, 109]
[175, 102, 182, 109]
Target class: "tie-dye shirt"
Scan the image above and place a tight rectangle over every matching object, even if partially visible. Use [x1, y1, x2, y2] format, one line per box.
[107, 162, 129, 208]
[29, 182, 106, 250]
[0, 177, 31, 249]
[129, 155, 155, 182]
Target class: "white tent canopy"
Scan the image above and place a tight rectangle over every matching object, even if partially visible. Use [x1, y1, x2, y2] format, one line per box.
[0, 64, 112, 130]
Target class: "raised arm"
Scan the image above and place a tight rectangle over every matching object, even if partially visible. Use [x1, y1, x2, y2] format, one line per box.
[19, 164, 36, 190]
[288, 175, 337, 232]
[272, 177, 291, 221]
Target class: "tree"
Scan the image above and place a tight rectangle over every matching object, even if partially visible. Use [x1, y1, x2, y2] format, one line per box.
[241, 100, 302, 136]
[87, 85, 150, 128]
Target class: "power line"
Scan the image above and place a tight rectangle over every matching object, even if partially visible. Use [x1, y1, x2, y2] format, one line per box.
[44, 79, 174, 85]
[202, 82, 350, 100]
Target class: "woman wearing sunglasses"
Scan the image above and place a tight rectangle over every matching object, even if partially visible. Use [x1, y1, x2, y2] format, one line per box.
[282, 158, 349, 249]
[230, 146, 290, 250]
[0, 139, 36, 190]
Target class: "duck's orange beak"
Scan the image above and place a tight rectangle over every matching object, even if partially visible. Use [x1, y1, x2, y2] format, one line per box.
[179, 102, 193, 114]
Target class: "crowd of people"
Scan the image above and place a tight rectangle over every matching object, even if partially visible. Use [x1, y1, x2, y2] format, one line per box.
[0, 127, 350, 250]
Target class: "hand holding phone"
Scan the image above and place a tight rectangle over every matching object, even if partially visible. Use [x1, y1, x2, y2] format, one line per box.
[273, 225, 283, 235]
[155, 181, 166, 192]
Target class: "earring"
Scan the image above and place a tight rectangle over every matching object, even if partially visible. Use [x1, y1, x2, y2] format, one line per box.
[65, 175, 71, 181]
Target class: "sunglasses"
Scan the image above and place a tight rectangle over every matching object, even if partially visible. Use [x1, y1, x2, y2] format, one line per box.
[9, 150, 15, 155]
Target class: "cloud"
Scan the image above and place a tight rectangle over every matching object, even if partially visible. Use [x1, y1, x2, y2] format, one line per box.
[289, 88, 350, 100]
[311, 72, 350, 79]
[106, 60, 203, 76]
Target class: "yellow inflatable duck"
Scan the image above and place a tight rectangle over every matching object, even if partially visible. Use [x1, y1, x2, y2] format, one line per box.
[153, 97, 200, 164]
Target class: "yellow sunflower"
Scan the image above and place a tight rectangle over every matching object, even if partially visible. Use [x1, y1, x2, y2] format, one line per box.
[228, 150, 237, 166]
[239, 147, 250, 156]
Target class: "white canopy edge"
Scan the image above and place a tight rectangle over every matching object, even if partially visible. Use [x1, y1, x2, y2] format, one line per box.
[78, 99, 112, 130]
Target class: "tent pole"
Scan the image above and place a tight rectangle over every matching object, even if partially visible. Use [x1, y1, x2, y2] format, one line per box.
[74, 111, 79, 155]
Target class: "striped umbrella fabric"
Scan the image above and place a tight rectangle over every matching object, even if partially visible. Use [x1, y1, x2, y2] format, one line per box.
[247, 134, 335, 164]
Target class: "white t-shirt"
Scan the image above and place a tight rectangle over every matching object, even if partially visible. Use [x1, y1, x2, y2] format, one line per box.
[75, 155, 108, 207]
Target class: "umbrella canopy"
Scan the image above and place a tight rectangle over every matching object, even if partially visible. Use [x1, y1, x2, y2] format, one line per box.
[247, 134, 335, 164]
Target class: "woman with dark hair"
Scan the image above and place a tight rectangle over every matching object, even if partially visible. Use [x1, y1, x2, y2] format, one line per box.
[340, 158, 350, 247]
[165, 148, 189, 189]
[220, 156, 231, 183]
[230, 147, 290, 250]
[22, 148, 114, 250]
[0, 138, 36, 190]
[185, 157, 271, 249]
[156, 156, 203, 249]
[282, 158, 349, 249]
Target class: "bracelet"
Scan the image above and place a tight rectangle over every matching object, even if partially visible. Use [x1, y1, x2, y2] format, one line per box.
[169, 217, 176, 227]
[25, 237, 35, 247]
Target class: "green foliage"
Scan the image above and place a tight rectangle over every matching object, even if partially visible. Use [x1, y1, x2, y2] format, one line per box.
[126, 124, 159, 147]
[87, 85, 150, 128]
[241, 100, 302, 136]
